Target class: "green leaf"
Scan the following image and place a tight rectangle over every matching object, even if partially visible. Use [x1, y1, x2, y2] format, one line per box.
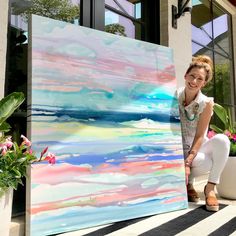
[230, 142, 236, 156]
[17, 157, 28, 163]
[0, 92, 25, 127]
[213, 103, 229, 129]
[226, 107, 235, 133]
[0, 122, 11, 132]
[13, 169, 22, 178]
[209, 124, 224, 133]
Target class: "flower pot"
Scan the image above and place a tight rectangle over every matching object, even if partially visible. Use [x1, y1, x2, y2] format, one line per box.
[217, 156, 236, 200]
[0, 188, 13, 236]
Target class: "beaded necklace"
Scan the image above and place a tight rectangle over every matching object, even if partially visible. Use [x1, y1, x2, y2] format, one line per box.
[183, 101, 199, 121]
[184, 109, 196, 121]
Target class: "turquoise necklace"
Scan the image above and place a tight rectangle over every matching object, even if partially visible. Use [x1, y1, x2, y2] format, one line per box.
[184, 109, 196, 121]
[183, 100, 199, 121]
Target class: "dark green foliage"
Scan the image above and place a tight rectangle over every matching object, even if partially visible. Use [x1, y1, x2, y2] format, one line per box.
[21, 0, 80, 23]
[105, 23, 127, 36]
[210, 103, 236, 156]
[0, 92, 25, 133]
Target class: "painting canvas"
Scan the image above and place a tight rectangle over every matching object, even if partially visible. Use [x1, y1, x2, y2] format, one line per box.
[27, 15, 187, 236]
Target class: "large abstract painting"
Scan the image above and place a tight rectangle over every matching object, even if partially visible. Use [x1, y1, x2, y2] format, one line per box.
[27, 15, 187, 236]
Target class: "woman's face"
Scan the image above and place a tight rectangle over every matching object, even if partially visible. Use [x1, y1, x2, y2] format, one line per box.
[184, 67, 207, 92]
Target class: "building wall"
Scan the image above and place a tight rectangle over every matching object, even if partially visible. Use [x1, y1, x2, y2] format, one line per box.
[160, 0, 192, 88]
[169, 0, 192, 88]
[0, 0, 9, 98]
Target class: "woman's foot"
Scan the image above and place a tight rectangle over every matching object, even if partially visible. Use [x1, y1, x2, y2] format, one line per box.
[187, 184, 200, 202]
[204, 182, 219, 212]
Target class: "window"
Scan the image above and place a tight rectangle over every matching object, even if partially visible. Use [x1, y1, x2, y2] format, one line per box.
[104, 0, 160, 44]
[191, 0, 235, 107]
[7, 0, 80, 217]
[105, 0, 143, 39]
[8, 0, 80, 94]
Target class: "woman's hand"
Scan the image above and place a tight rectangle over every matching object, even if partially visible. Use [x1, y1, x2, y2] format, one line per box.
[184, 159, 192, 185]
[185, 165, 191, 185]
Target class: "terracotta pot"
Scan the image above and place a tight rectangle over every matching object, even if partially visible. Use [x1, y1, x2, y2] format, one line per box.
[0, 188, 13, 236]
[217, 156, 236, 200]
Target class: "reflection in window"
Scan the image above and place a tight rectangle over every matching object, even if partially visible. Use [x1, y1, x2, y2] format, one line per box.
[105, 0, 142, 39]
[192, 14, 229, 57]
[9, 0, 81, 95]
[11, 0, 80, 32]
[214, 58, 231, 104]
[191, 0, 234, 107]
[105, 10, 133, 37]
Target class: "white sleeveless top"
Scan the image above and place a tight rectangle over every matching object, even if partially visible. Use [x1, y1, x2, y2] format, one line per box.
[177, 87, 214, 158]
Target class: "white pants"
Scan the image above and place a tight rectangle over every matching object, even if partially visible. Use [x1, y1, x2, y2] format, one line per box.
[189, 134, 230, 184]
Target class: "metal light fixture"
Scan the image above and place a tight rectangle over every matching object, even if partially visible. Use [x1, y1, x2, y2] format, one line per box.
[172, 0, 192, 29]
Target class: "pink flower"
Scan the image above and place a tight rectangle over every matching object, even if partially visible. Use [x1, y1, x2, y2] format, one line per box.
[44, 152, 56, 164]
[40, 147, 48, 158]
[224, 130, 232, 138]
[1, 146, 8, 155]
[24, 149, 33, 155]
[5, 141, 13, 149]
[232, 134, 236, 142]
[20, 135, 31, 147]
[0, 132, 56, 192]
[0, 137, 12, 149]
[5, 137, 13, 148]
[207, 130, 216, 139]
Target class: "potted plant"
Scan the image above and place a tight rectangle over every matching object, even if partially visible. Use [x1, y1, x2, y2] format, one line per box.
[209, 103, 236, 199]
[209, 103, 236, 155]
[0, 92, 56, 236]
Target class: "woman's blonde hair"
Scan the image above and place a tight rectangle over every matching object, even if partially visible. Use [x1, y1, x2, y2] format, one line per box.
[186, 55, 213, 83]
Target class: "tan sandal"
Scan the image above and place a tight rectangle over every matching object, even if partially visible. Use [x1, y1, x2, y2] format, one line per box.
[204, 185, 219, 212]
[187, 185, 200, 202]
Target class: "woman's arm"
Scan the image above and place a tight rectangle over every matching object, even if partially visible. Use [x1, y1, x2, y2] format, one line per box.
[185, 100, 214, 166]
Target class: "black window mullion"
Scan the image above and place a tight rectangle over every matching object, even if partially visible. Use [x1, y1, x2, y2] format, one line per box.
[80, 0, 92, 28]
[142, 0, 160, 44]
[80, 0, 105, 31]
[91, 0, 105, 31]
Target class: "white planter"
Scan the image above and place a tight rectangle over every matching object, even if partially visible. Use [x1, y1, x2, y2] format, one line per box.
[217, 156, 236, 200]
[0, 188, 13, 236]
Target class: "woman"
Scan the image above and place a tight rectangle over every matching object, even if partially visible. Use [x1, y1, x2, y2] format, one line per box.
[177, 55, 230, 211]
